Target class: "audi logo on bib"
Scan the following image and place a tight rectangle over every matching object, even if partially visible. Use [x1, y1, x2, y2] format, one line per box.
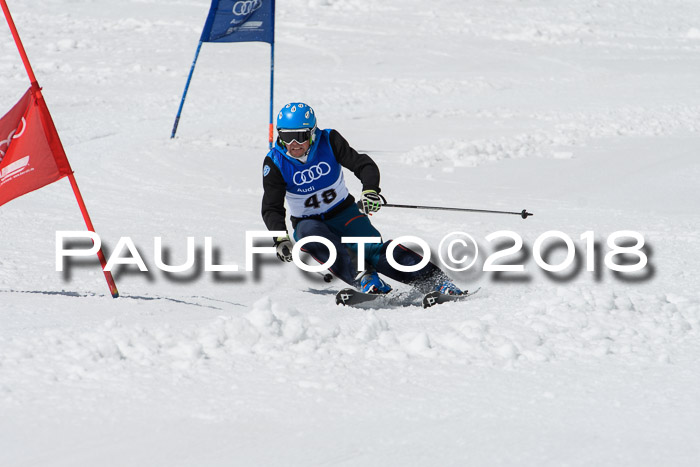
[293, 162, 331, 186]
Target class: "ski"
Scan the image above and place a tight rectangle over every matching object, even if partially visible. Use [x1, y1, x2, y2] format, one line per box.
[421, 287, 481, 309]
[336, 287, 482, 308]
[335, 288, 388, 306]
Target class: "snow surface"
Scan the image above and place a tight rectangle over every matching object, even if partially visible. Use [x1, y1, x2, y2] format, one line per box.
[2, 0, 700, 465]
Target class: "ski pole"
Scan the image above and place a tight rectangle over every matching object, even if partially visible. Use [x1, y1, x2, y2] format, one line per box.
[382, 203, 533, 219]
[317, 271, 333, 282]
[358, 196, 533, 219]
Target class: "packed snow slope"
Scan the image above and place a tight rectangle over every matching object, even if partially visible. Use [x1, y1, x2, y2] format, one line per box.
[2, 0, 700, 466]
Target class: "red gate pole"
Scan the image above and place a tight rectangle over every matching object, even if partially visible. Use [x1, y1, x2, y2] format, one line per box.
[2, 0, 119, 297]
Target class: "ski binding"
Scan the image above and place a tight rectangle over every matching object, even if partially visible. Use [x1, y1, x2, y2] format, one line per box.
[421, 287, 481, 308]
[335, 288, 387, 306]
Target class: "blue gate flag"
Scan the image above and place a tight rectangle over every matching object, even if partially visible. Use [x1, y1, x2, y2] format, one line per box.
[172, 0, 276, 139]
[200, 0, 274, 44]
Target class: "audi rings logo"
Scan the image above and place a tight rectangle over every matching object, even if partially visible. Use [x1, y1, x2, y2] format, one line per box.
[232, 0, 263, 18]
[293, 162, 331, 186]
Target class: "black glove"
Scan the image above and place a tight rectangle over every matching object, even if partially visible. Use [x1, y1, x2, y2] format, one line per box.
[274, 235, 293, 262]
[359, 189, 383, 215]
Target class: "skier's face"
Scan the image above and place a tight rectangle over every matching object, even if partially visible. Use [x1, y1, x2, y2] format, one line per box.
[286, 139, 310, 159]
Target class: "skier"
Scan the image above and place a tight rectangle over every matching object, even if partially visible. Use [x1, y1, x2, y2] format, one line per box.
[261, 102, 463, 295]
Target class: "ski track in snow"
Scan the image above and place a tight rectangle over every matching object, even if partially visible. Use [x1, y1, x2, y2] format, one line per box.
[2, 289, 699, 386]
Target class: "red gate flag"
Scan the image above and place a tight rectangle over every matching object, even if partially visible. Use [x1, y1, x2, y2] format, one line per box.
[2, 0, 119, 297]
[0, 88, 72, 207]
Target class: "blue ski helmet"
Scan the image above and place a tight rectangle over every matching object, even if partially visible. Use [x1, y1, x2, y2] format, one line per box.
[277, 102, 316, 130]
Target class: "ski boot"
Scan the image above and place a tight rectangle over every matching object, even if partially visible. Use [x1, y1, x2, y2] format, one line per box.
[435, 280, 463, 296]
[357, 269, 392, 294]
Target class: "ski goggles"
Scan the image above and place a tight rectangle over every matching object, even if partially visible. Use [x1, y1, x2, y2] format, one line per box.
[278, 128, 312, 145]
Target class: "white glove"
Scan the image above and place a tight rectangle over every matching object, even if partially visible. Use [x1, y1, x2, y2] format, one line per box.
[359, 190, 383, 215]
[274, 235, 293, 262]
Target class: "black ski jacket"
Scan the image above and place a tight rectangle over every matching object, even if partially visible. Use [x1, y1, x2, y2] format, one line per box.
[261, 129, 380, 232]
